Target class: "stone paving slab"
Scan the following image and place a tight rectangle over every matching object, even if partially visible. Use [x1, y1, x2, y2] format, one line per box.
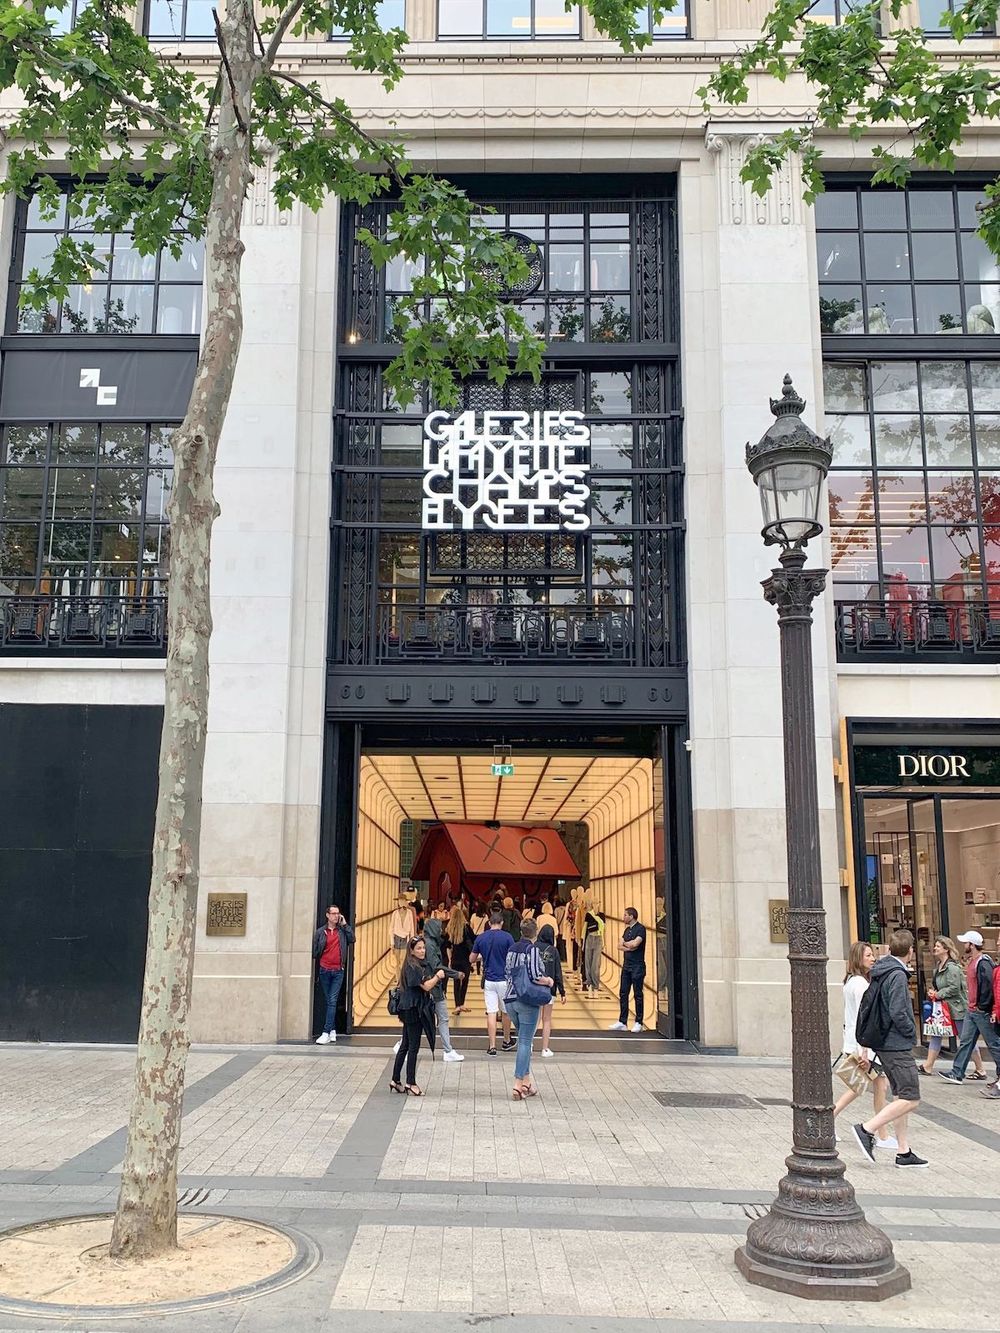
[377, 1057, 1000, 1198]
[330, 1225, 998, 1327]
[0, 1049, 229, 1172]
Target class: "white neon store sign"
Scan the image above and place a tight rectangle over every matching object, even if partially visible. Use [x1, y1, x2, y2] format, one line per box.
[421, 409, 591, 532]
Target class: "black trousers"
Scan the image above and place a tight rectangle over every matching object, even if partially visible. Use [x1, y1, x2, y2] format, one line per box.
[619, 969, 645, 1025]
[453, 969, 470, 1008]
[392, 1013, 424, 1086]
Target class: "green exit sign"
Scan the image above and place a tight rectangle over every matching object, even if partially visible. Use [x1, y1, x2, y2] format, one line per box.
[491, 763, 515, 777]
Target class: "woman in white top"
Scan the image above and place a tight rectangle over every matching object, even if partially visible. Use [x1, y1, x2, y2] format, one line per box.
[834, 941, 894, 1148]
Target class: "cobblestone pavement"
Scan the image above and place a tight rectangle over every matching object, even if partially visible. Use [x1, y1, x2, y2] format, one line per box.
[0, 1041, 998, 1333]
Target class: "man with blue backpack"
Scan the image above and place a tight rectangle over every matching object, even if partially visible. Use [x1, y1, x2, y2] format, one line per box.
[851, 929, 929, 1170]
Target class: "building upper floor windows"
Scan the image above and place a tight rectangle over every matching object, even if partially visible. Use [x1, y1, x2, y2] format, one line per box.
[438, 0, 580, 38]
[632, 0, 688, 37]
[816, 183, 994, 337]
[9, 187, 204, 336]
[331, 0, 405, 37]
[920, 0, 996, 35]
[44, 0, 88, 34]
[145, 0, 215, 40]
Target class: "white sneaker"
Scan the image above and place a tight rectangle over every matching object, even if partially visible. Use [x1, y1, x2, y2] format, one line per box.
[329, 1030, 336, 1043]
[541, 1048, 554, 1058]
[393, 1040, 401, 1054]
[875, 1135, 899, 1151]
[315, 1032, 330, 1045]
[443, 1050, 465, 1062]
[609, 1021, 628, 1031]
[631, 1023, 643, 1033]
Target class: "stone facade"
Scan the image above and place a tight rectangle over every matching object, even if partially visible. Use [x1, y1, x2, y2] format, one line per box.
[2, 2, 996, 1052]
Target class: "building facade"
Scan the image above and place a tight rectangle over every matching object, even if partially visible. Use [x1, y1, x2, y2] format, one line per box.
[1, 0, 997, 1053]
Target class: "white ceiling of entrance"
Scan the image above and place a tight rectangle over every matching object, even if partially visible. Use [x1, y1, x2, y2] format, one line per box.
[363, 754, 647, 823]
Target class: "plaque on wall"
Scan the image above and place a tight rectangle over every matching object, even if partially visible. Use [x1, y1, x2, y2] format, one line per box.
[206, 892, 248, 937]
[768, 899, 789, 945]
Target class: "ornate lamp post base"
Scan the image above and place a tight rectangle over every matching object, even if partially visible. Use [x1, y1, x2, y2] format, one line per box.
[735, 1159, 912, 1301]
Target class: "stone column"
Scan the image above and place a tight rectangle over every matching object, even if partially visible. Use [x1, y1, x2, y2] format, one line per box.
[190, 156, 330, 1043]
[681, 122, 843, 1055]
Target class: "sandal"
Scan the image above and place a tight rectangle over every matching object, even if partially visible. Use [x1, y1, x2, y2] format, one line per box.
[405, 1085, 423, 1097]
[389, 1081, 407, 1094]
[970, 1071, 987, 1081]
[917, 1064, 930, 1075]
[521, 1083, 538, 1098]
[512, 1085, 526, 1101]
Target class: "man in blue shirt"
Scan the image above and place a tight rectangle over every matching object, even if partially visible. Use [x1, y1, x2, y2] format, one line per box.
[470, 911, 516, 1056]
[610, 907, 647, 1033]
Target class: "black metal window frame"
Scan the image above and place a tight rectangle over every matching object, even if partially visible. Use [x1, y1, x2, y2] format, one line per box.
[822, 177, 1000, 662]
[0, 418, 173, 655]
[920, 0, 996, 35]
[333, 179, 683, 673]
[7, 183, 204, 337]
[437, 0, 581, 39]
[816, 179, 995, 339]
[144, 0, 215, 40]
[330, 0, 405, 38]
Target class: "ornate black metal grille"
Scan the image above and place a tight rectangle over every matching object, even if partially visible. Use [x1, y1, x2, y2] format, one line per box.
[333, 186, 683, 671]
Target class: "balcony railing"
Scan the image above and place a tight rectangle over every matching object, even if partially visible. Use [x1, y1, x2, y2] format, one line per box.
[377, 602, 635, 665]
[0, 593, 167, 655]
[835, 598, 1000, 662]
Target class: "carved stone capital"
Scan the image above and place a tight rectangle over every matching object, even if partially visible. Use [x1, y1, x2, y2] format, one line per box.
[705, 122, 808, 227]
[762, 563, 827, 624]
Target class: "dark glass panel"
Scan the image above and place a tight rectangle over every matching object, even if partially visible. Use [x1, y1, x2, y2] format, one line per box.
[860, 192, 906, 230]
[920, 361, 968, 411]
[589, 371, 632, 414]
[913, 284, 962, 334]
[0, 469, 46, 521]
[926, 471, 976, 524]
[910, 231, 958, 280]
[814, 191, 859, 229]
[828, 415, 871, 466]
[820, 285, 863, 333]
[909, 190, 956, 229]
[3, 425, 50, 465]
[874, 414, 922, 466]
[816, 231, 861, 281]
[829, 472, 876, 524]
[923, 414, 972, 466]
[878, 472, 927, 525]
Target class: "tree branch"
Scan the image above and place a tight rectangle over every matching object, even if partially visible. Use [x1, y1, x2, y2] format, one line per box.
[268, 69, 405, 184]
[264, 0, 307, 67]
[212, 7, 249, 136]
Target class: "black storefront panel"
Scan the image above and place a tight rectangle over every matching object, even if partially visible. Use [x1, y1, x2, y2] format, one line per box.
[0, 702, 160, 1041]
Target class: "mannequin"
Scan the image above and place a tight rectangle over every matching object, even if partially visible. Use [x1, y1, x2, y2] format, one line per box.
[389, 893, 417, 981]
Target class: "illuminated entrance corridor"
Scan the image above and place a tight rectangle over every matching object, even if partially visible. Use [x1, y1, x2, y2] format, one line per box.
[352, 752, 663, 1034]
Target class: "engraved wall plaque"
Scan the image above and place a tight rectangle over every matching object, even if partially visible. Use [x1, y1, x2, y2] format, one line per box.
[768, 898, 789, 945]
[206, 892, 248, 937]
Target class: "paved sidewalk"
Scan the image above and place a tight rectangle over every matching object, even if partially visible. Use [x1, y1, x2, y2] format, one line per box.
[0, 1041, 998, 1332]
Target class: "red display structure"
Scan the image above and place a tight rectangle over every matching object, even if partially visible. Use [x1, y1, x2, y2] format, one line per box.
[410, 822, 581, 907]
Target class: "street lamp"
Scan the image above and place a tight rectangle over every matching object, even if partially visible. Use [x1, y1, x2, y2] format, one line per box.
[735, 376, 910, 1301]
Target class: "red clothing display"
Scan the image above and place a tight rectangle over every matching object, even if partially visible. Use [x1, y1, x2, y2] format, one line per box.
[320, 929, 343, 970]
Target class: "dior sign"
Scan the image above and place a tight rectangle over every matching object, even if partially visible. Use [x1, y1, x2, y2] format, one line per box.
[898, 752, 970, 779]
[421, 409, 591, 531]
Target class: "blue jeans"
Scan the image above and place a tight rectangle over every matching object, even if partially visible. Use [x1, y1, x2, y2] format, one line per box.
[952, 1009, 1000, 1079]
[319, 967, 345, 1034]
[507, 998, 542, 1081]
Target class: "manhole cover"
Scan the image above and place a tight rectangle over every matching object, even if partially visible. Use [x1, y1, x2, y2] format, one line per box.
[650, 1091, 761, 1109]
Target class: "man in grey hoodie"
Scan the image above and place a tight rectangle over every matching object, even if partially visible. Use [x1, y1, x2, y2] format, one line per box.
[852, 929, 928, 1169]
[422, 917, 464, 1063]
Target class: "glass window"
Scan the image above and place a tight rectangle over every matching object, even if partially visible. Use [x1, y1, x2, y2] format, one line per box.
[632, 1, 688, 37]
[10, 183, 203, 336]
[438, 0, 580, 37]
[0, 421, 174, 597]
[44, 0, 88, 33]
[818, 183, 1000, 336]
[825, 358, 1000, 613]
[332, 0, 405, 37]
[146, 0, 215, 38]
[920, 0, 995, 34]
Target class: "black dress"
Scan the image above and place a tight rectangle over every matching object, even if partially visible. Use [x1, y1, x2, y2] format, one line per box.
[448, 924, 475, 1007]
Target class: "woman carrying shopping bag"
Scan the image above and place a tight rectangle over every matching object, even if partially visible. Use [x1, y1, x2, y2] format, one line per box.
[503, 919, 553, 1100]
[832, 941, 896, 1151]
[920, 935, 986, 1078]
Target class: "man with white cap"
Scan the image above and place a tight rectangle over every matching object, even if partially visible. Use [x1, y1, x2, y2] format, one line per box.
[939, 929, 1000, 1085]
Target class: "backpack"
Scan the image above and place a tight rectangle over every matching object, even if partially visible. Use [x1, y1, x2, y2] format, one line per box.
[387, 986, 402, 1018]
[506, 941, 552, 1007]
[855, 974, 892, 1050]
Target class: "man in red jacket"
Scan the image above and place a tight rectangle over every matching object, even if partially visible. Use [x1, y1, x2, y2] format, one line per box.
[312, 905, 355, 1045]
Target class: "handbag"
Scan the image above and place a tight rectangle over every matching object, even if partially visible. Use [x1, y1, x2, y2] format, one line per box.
[509, 944, 552, 1007]
[387, 986, 402, 1017]
[923, 999, 956, 1038]
[832, 1051, 881, 1097]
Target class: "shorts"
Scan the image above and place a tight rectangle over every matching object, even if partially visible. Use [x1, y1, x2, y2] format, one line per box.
[483, 979, 507, 1015]
[876, 1048, 920, 1103]
[392, 936, 408, 950]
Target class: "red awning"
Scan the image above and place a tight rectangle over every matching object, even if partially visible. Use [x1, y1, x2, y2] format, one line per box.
[410, 823, 580, 881]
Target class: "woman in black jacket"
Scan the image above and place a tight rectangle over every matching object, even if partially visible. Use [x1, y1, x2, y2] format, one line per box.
[536, 924, 566, 1059]
[446, 904, 476, 1013]
[391, 937, 445, 1096]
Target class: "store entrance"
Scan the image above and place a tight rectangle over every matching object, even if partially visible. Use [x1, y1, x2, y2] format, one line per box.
[352, 749, 662, 1035]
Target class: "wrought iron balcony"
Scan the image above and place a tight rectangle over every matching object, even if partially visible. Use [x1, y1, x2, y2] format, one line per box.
[377, 602, 635, 665]
[835, 598, 1000, 662]
[0, 593, 167, 656]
